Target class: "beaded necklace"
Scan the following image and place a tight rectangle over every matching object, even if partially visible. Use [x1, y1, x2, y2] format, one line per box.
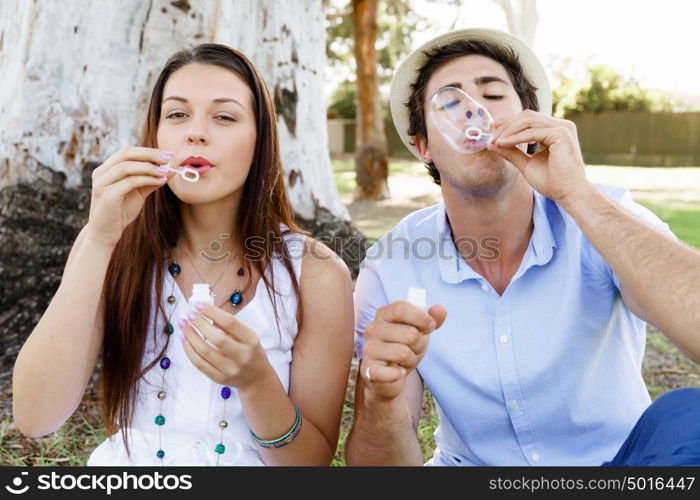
[153, 257, 246, 465]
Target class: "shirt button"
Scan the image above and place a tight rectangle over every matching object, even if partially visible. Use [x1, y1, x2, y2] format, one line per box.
[481, 283, 489, 292]
[531, 453, 541, 462]
[499, 335, 509, 344]
[509, 400, 520, 410]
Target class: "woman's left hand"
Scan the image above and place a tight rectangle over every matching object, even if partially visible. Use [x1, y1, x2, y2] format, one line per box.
[178, 303, 268, 390]
[486, 110, 590, 205]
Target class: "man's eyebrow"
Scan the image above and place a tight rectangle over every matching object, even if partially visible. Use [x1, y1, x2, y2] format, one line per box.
[439, 76, 508, 91]
[162, 96, 245, 109]
[474, 76, 509, 86]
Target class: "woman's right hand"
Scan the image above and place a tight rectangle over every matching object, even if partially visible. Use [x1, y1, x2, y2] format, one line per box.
[85, 147, 173, 249]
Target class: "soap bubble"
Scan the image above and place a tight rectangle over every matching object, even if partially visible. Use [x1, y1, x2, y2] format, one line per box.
[429, 86, 495, 154]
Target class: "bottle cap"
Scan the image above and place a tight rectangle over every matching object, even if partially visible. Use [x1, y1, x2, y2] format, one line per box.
[188, 283, 214, 308]
[406, 287, 427, 310]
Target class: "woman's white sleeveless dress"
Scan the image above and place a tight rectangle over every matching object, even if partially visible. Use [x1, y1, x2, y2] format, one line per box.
[87, 232, 305, 466]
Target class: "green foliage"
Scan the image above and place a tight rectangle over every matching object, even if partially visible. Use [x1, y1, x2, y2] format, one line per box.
[553, 64, 675, 118]
[325, 1, 432, 124]
[325, 0, 430, 83]
[327, 80, 357, 119]
[375, 0, 429, 82]
[325, 0, 355, 71]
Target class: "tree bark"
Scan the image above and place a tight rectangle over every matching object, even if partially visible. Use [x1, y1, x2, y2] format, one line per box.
[352, 0, 390, 200]
[0, 0, 350, 219]
[492, 0, 539, 47]
[0, 0, 366, 382]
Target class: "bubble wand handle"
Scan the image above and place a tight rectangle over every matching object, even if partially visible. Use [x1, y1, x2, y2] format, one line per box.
[163, 163, 200, 183]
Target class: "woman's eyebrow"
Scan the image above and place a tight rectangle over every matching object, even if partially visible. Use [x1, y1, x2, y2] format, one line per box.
[162, 95, 245, 110]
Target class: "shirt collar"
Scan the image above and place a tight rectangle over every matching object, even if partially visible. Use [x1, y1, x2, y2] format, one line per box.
[529, 190, 557, 266]
[436, 190, 557, 284]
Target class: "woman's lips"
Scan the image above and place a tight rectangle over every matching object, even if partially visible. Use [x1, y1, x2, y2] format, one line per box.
[180, 155, 213, 175]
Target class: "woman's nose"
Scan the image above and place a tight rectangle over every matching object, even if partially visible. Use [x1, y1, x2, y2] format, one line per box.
[187, 133, 207, 145]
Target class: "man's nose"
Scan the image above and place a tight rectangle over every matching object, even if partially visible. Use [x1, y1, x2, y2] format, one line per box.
[466, 106, 489, 119]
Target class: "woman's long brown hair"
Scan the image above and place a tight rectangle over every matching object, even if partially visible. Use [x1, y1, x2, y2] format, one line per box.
[100, 44, 303, 455]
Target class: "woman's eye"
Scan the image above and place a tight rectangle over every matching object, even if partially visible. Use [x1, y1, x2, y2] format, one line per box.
[484, 96, 504, 100]
[164, 112, 235, 121]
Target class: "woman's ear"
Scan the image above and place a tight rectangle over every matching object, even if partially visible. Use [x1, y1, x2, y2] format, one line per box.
[414, 135, 432, 164]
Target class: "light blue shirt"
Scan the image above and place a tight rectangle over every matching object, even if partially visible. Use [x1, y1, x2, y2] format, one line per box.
[354, 184, 676, 466]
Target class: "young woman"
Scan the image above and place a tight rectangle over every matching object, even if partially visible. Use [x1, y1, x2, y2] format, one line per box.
[12, 44, 354, 466]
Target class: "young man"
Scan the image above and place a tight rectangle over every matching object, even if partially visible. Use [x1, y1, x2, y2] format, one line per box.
[345, 28, 700, 466]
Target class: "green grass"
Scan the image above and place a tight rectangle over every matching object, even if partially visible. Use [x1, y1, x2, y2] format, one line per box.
[636, 200, 700, 249]
[646, 329, 675, 355]
[418, 391, 439, 461]
[331, 393, 355, 466]
[332, 158, 425, 176]
[333, 158, 427, 195]
[1, 402, 105, 466]
[334, 159, 700, 249]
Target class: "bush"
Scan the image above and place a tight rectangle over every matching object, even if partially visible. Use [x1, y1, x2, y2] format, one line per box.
[553, 64, 675, 118]
[327, 80, 357, 119]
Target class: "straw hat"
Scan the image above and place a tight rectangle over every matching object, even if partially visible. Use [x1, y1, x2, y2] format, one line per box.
[389, 28, 552, 161]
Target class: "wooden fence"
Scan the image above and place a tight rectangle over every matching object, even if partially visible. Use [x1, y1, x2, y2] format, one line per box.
[328, 111, 700, 167]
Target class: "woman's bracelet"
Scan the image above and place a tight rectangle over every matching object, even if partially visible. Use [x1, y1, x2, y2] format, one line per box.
[250, 406, 302, 449]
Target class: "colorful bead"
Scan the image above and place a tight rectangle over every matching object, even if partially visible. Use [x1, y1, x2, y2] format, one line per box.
[158, 259, 234, 461]
[168, 262, 181, 276]
[230, 290, 243, 307]
[237, 267, 244, 276]
[158, 257, 233, 463]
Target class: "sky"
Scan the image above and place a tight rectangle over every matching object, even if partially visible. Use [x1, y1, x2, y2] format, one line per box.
[410, 0, 700, 96]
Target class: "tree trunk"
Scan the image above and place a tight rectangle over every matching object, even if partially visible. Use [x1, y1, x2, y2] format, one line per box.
[352, 0, 390, 200]
[0, 0, 365, 388]
[492, 0, 539, 47]
[0, 0, 350, 218]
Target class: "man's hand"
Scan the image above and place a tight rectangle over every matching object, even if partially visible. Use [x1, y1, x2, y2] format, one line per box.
[361, 300, 447, 400]
[487, 110, 590, 204]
